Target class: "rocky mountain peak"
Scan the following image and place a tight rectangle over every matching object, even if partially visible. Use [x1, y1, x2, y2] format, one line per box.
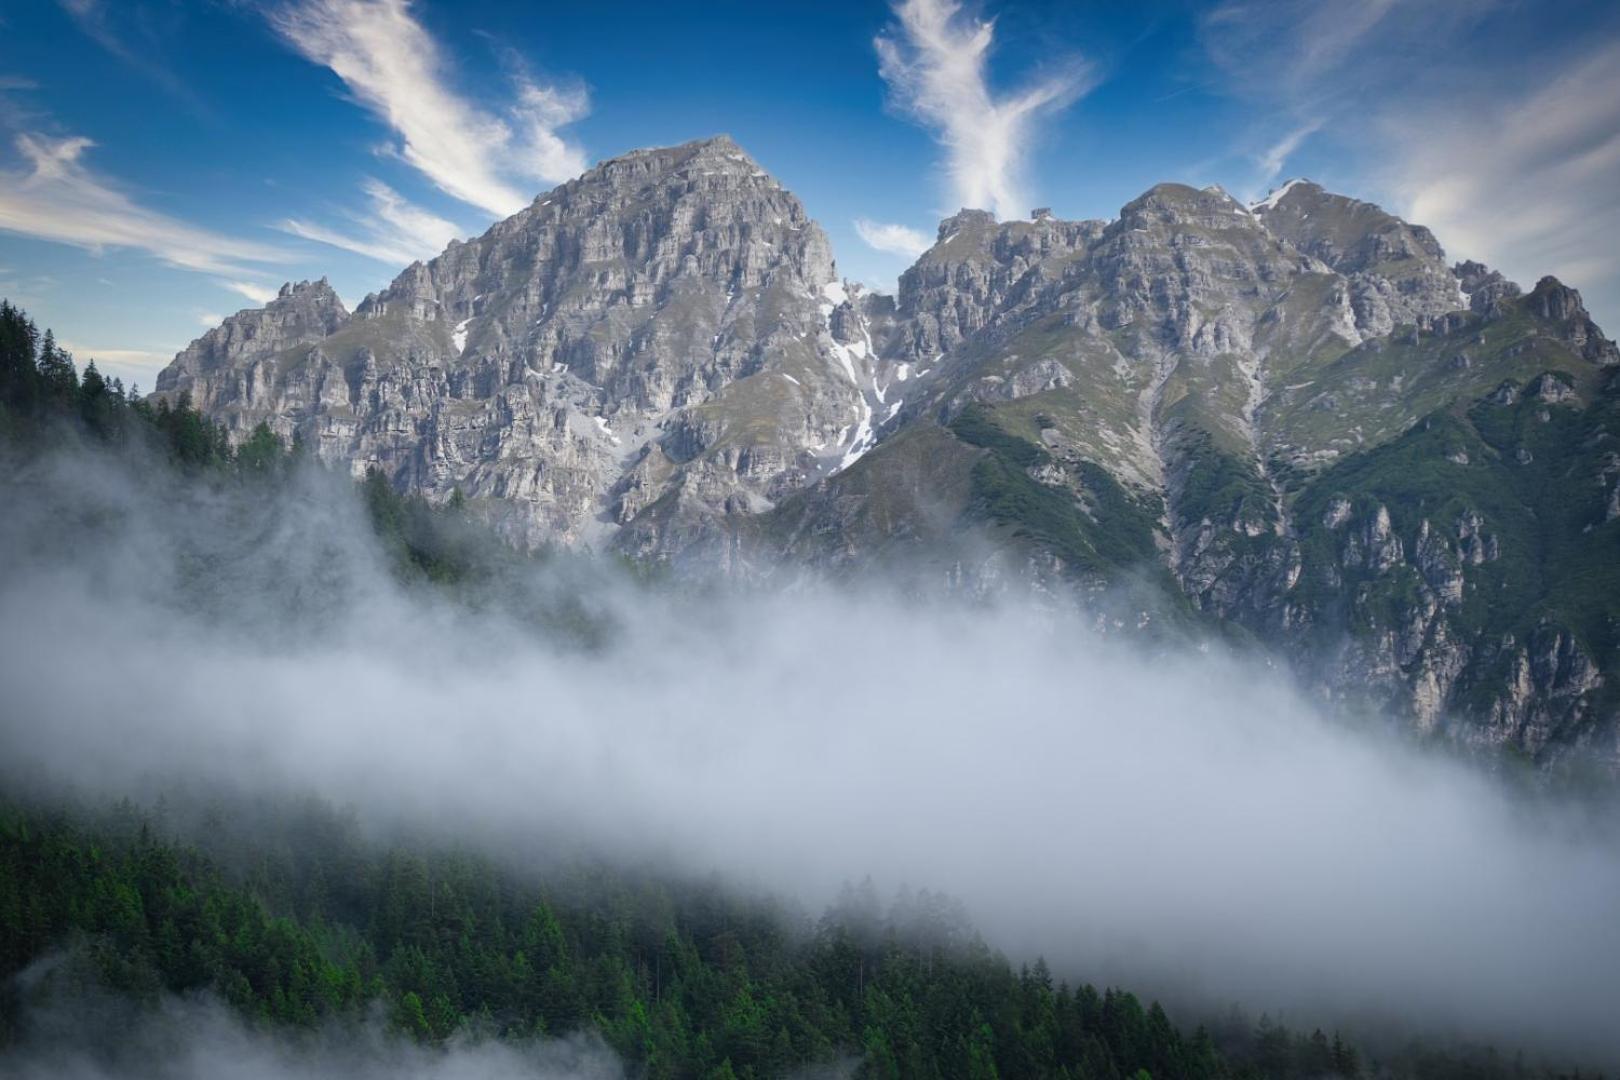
[933, 208, 997, 244]
[148, 138, 1620, 774]
[1249, 178, 1461, 335]
[890, 205, 1100, 365]
[1528, 275, 1589, 321]
[277, 277, 343, 305]
[154, 136, 873, 551]
[1252, 178, 1446, 266]
[1454, 259, 1523, 315]
[1527, 276, 1620, 364]
[1119, 182, 1255, 227]
[1250, 177, 1320, 211]
[156, 278, 349, 397]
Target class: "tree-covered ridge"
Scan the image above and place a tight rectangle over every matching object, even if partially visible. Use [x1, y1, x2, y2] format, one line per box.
[2, 795, 1585, 1080]
[0, 299, 237, 466]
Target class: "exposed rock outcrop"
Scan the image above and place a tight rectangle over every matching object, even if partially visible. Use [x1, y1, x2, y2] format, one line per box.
[159, 140, 1620, 773]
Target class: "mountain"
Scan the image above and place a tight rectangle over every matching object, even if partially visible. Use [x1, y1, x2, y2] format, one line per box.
[156, 142, 1620, 772]
[159, 136, 873, 552]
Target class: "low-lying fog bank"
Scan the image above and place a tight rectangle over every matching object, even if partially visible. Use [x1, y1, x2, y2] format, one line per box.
[3, 957, 624, 1080]
[3, 445, 1619, 1066]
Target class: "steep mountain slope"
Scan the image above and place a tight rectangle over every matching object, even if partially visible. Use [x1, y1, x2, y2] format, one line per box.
[158, 136, 879, 550]
[157, 152, 1620, 770]
[756, 181, 1619, 767]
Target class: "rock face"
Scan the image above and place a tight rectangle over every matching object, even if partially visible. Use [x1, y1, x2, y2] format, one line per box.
[1250, 179, 1464, 337]
[158, 136, 875, 550]
[763, 176, 1620, 773]
[160, 155, 1620, 774]
[157, 279, 350, 397]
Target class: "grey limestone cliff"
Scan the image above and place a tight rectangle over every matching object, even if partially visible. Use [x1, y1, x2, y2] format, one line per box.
[158, 153, 1620, 773]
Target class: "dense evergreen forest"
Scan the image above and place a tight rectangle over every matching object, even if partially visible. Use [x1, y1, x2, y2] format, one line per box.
[0, 793, 1565, 1080]
[0, 300, 1605, 1078]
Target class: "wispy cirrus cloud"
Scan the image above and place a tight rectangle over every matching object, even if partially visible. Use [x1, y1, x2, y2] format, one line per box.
[855, 218, 932, 260]
[0, 132, 287, 276]
[1198, 0, 1620, 325]
[1254, 118, 1322, 191]
[56, 0, 209, 112]
[1201, 0, 1404, 99]
[1384, 40, 1620, 305]
[875, 0, 1090, 220]
[269, 0, 589, 218]
[280, 177, 461, 266]
[219, 280, 278, 305]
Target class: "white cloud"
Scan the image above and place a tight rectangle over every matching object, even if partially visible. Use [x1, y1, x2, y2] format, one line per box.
[1198, 1, 1620, 327]
[220, 279, 278, 305]
[270, 0, 588, 218]
[197, 312, 224, 327]
[511, 78, 593, 189]
[1202, 0, 1403, 97]
[8, 459, 1620, 1060]
[280, 177, 461, 266]
[0, 133, 288, 276]
[855, 217, 932, 260]
[1255, 118, 1322, 187]
[875, 0, 1089, 220]
[1383, 40, 1620, 318]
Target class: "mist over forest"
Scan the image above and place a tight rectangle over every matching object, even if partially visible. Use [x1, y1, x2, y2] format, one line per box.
[5, 0, 1620, 1070]
[3, 300, 1620, 1079]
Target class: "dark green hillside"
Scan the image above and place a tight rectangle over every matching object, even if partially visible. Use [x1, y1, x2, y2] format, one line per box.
[0, 795, 1598, 1080]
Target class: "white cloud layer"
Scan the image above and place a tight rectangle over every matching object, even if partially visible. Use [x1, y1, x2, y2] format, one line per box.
[5, 449, 1620, 1064]
[281, 177, 462, 265]
[270, 0, 589, 218]
[854, 217, 932, 260]
[875, 0, 1088, 220]
[0, 133, 287, 276]
[1202, 0, 1405, 98]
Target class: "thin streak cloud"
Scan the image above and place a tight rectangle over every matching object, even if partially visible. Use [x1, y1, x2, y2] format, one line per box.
[1255, 118, 1322, 187]
[1385, 39, 1620, 318]
[270, 0, 589, 218]
[280, 178, 463, 266]
[0, 132, 288, 276]
[56, 0, 208, 110]
[875, 0, 1090, 220]
[220, 280, 278, 305]
[854, 217, 932, 260]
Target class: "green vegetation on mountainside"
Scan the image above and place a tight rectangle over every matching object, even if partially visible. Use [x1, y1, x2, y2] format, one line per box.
[951, 404, 1164, 578]
[0, 795, 1598, 1080]
[1267, 297, 1608, 472]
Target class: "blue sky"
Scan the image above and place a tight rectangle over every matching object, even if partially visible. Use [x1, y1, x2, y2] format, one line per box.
[2, 0, 1618, 389]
